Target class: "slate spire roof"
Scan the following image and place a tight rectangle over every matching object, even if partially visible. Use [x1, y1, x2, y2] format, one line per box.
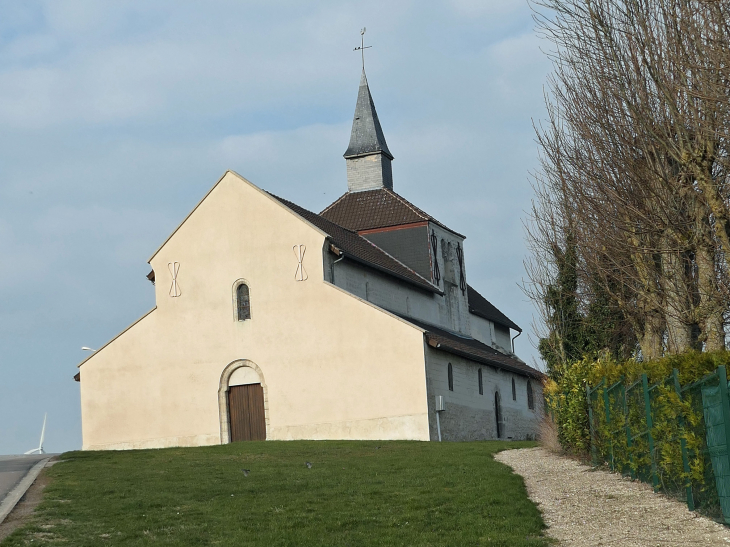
[344, 70, 393, 160]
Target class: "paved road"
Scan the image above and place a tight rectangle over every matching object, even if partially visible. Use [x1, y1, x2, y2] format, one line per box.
[0, 455, 50, 504]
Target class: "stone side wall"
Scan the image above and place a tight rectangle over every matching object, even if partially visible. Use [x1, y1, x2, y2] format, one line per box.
[425, 346, 543, 441]
[469, 314, 494, 347]
[429, 223, 471, 336]
[493, 324, 512, 353]
[346, 154, 393, 192]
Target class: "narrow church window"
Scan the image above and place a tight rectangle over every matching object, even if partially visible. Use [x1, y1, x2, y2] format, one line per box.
[448, 363, 454, 391]
[236, 283, 251, 321]
[478, 368, 483, 395]
[527, 380, 535, 410]
[512, 378, 516, 401]
[495, 391, 502, 438]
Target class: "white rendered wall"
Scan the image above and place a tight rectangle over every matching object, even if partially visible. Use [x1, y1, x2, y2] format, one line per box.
[78, 172, 431, 450]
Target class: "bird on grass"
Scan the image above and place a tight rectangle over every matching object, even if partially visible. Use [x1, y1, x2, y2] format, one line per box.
[242, 469, 250, 477]
[305, 462, 312, 469]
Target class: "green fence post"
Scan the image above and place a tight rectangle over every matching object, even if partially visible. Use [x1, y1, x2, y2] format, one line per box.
[673, 368, 694, 511]
[642, 373, 659, 491]
[603, 382, 614, 471]
[587, 382, 597, 466]
[716, 365, 730, 524]
[621, 378, 635, 479]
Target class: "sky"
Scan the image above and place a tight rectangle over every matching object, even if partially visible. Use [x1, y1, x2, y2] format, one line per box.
[0, 1, 552, 454]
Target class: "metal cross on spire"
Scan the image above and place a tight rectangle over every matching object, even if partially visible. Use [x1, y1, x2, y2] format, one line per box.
[353, 27, 371, 70]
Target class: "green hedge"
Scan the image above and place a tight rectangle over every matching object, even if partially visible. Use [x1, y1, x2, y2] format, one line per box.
[545, 351, 730, 455]
[545, 350, 730, 517]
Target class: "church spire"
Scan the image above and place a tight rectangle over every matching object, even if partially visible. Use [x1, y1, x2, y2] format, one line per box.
[344, 70, 394, 192]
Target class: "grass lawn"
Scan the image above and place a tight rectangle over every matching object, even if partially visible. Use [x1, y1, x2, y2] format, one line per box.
[1, 440, 548, 546]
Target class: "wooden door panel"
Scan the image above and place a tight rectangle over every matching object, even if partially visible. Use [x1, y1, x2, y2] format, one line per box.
[247, 384, 266, 441]
[228, 384, 266, 442]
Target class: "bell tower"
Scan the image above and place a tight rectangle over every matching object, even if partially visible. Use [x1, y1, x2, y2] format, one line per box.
[343, 70, 394, 192]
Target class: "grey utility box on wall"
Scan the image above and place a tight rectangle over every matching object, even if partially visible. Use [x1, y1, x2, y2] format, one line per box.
[435, 395, 445, 412]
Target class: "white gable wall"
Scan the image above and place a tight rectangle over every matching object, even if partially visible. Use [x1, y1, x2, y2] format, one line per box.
[78, 172, 431, 450]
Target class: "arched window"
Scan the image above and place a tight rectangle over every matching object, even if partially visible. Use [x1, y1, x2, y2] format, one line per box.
[512, 378, 516, 401]
[527, 380, 535, 410]
[478, 368, 483, 395]
[236, 283, 251, 321]
[447, 363, 454, 391]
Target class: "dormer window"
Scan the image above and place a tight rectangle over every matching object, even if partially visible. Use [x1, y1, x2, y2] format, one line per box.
[236, 283, 251, 321]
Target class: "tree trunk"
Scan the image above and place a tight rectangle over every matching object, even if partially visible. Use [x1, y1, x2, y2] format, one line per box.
[661, 242, 693, 354]
[640, 310, 664, 360]
[696, 243, 725, 351]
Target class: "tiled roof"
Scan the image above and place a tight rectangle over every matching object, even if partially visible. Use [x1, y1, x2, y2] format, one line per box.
[268, 193, 440, 294]
[320, 188, 463, 237]
[467, 284, 521, 332]
[399, 315, 542, 379]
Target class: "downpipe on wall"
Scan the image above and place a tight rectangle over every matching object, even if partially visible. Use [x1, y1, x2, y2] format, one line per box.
[511, 330, 521, 354]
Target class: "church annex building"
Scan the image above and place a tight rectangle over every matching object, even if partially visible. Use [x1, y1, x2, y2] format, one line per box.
[76, 71, 544, 450]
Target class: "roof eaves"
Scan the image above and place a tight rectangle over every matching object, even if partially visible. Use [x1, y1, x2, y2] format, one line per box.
[425, 335, 543, 379]
[78, 307, 157, 368]
[469, 306, 523, 333]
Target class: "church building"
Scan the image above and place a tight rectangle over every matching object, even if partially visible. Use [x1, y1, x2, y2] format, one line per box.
[76, 70, 544, 450]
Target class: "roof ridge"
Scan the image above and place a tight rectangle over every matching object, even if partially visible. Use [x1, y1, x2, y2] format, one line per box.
[384, 188, 431, 220]
[319, 192, 350, 215]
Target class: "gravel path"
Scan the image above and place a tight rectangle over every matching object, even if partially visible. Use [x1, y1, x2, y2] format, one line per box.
[495, 447, 730, 546]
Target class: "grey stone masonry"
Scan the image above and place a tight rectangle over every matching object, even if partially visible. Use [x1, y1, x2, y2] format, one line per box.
[346, 154, 393, 192]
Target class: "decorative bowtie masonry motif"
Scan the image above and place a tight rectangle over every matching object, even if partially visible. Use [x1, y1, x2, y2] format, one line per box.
[293, 245, 308, 281]
[168, 262, 181, 297]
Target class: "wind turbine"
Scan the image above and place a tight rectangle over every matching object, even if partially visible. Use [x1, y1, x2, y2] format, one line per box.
[24, 413, 47, 455]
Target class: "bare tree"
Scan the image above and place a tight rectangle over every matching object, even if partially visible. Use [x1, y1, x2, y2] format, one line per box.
[526, 0, 730, 366]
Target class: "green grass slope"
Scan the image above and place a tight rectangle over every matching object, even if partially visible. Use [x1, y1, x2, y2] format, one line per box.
[2, 440, 548, 546]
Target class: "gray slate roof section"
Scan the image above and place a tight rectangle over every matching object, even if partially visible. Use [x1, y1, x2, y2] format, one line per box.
[467, 284, 521, 332]
[344, 71, 393, 160]
[395, 314, 542, 379]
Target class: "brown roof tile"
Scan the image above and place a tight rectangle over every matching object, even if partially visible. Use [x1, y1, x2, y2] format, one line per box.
[268, 193, 441, 293]
[399, 315, 542, 379]
[320, 188, 463, 236]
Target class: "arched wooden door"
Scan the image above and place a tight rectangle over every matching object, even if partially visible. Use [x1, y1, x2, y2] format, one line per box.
[228, 383, 266, 441]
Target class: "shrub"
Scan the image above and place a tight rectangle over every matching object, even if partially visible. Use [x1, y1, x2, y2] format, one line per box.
[546, 350, 730, 516]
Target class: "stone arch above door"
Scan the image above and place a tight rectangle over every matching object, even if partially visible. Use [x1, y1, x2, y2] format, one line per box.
[218, 359, 269, 444]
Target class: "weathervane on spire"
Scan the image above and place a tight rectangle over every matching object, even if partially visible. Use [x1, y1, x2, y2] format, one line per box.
[354, 27, 371, 71]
